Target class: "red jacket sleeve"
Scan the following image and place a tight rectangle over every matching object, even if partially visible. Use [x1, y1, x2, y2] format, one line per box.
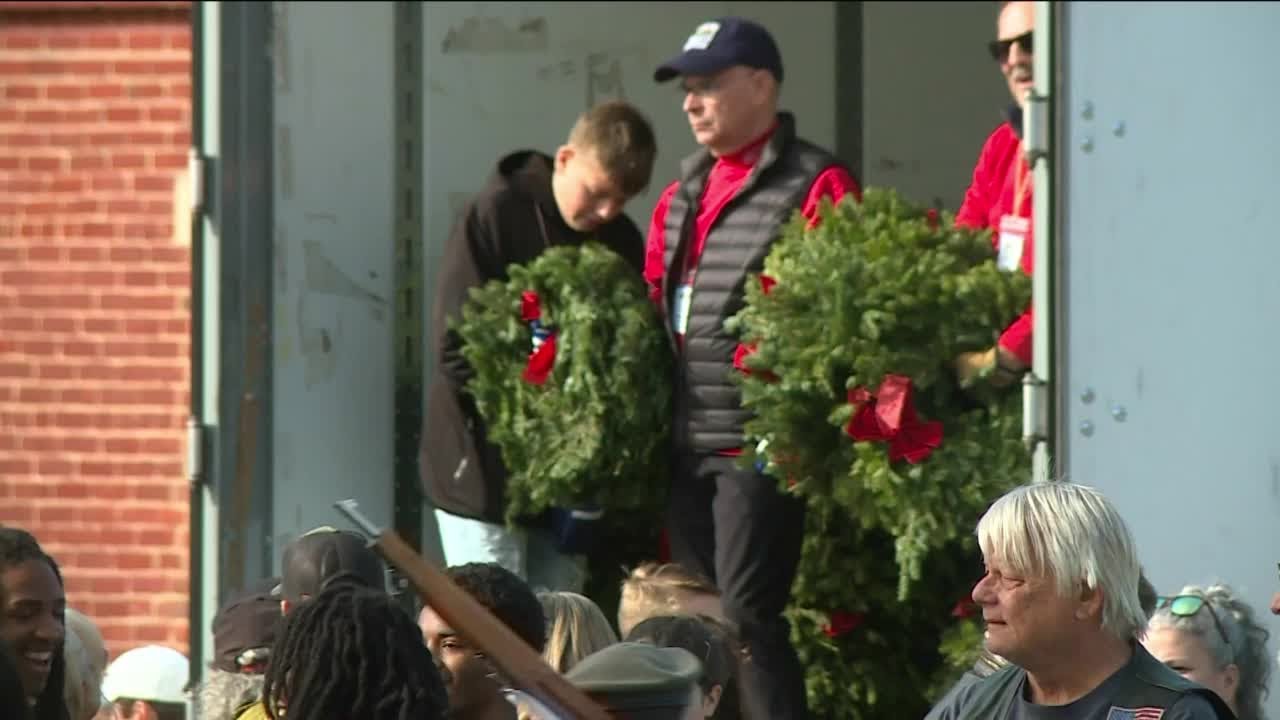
[955, 128, 1004, 231]
[644, 181, 680, 309]
[999, 304, 1033, 366]
[801, 165, 863, 228]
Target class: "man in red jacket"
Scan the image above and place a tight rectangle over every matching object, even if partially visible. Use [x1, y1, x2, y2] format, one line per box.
[644, 16, 861, 719]
[954, 0, 1036, 387]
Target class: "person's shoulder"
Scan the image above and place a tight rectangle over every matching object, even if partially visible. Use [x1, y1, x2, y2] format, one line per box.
[788, 134, 842, 164]
[925, 671, 983, 720]
[1152, 692, 1225, 720]
[470, 150, 546, 216]
[978, 122, 1019, 156]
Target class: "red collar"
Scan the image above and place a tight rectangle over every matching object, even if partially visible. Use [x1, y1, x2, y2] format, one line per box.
[719, 120, 779, 168]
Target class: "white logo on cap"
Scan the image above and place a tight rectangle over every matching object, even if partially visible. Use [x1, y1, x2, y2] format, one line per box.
[683, 22, 720, 51]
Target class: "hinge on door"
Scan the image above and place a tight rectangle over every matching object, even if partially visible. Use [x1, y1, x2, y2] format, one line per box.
[1022, 91, 1050, 167]
[1022, 373, 1049, 452]
[186, 416, 206, 487]
[188, 148, 206, 217]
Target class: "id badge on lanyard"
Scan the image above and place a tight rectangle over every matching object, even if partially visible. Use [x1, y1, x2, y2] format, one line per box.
[672, 269, 694, 337]
[997, 215, 1028, 272]
[997, 153, 1032, 272]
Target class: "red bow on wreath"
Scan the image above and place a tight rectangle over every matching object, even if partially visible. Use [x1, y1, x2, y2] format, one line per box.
[520, 291, 556, 386]
[732, 275, 781, 382]
[822, 610, 866, 638]
[844, 374, 943, 464]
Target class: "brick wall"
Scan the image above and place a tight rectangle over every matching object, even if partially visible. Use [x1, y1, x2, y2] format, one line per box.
[0, 1, 192, 659]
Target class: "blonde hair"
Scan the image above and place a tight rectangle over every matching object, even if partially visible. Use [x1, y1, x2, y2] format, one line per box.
[63, 608, 108, 720]
[976, 482, 1147, 642]
[617, 562, 720, 638]
[538, 592, 618, 674]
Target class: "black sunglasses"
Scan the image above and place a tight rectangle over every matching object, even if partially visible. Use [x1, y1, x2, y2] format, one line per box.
[988, 31, 1033, 62]
[1156, 594, 1231, 648]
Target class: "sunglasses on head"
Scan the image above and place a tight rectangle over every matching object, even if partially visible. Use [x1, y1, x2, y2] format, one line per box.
[988, 30, 1033, 62]
[1156, 594, 1231, 648]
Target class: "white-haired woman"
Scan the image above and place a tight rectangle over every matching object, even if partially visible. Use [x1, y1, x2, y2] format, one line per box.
[1144, 584, 1272, 720]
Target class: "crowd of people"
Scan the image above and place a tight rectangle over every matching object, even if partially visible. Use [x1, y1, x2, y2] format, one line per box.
[3, 3, 1277, 720]
[2, 485, 1276, 719]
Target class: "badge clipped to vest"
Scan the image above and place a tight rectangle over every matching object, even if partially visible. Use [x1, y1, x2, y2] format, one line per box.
[672, 284, 693, 336]
[997, 214, 1029, 272]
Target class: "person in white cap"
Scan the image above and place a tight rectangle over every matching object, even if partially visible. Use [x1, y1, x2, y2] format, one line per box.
[100, 645, 188, 720]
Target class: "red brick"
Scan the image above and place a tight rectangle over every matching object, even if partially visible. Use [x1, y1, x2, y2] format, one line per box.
[5, 84, 39, 100]
[128, 33, 168, 50]
[117, 553, 156, 570]
[0, 459, 33, 475]
[46, 84, 86, 101]
[38, 458, 75, 475]
[82, 317, 120, 333]
[63, 341, 100, 357]
[36, 363, 74, 380]
[41, 316, 76, 332]
[133, 175, 173, 192]
[47, 34, 81, 50]
[90, 576, 128, 594]
[0, 506, 35, 526]
[100, 293, 174, 311]
[87, 82, 124, 99]
[14, 481, 52, 499]
[87, 482, 129, 500]
[106, 106, 142, 123]
[134, 625, 169, 643]
[3, 33, 42, 50]
[149, 107, 184, 123]
[111, 152, 145, 169]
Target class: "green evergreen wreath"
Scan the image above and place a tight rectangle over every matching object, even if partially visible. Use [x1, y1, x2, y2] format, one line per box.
[452, 242, 673, 527]
[724, 187, 1033, 718]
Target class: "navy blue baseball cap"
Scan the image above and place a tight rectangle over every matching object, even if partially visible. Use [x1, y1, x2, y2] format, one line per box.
[654, 17, 784, 84]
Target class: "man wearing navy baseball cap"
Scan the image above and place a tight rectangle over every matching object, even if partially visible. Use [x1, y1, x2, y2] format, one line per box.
[643, 16, 863, 720]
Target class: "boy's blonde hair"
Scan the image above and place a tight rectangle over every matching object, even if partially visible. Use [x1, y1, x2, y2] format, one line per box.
[617, 562, 720, 638]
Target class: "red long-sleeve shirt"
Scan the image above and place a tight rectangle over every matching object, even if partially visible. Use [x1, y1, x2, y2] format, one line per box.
[955, 122, 1034, 366]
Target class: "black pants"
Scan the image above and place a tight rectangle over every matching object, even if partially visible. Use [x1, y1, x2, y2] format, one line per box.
[667, 451, 808, 720]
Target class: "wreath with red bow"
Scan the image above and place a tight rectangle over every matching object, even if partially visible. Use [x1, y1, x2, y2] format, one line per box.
[452, 242, 673, 528]
[724, 187, 1031, 719]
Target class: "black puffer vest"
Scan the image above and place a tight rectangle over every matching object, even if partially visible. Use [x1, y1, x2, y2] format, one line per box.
[661, 113, 843, 452]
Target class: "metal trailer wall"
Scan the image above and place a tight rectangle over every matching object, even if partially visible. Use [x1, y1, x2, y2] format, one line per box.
[1057, 3, 1280, 716]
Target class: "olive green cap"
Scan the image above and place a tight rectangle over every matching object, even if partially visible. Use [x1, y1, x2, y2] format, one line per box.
[566, 642, 703, 711]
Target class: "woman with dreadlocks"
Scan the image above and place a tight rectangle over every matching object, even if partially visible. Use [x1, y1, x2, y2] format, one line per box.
[262, 580, 448, 720]
[0, 526, 71, 720]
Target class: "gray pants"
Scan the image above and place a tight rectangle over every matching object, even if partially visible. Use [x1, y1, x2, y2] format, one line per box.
[433, 509, 586, 593]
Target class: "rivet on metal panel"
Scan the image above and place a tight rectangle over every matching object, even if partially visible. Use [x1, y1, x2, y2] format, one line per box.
[1080, 387, 1095, 404]
[1079, 420, 1095, 437]
[1081, 137, 1095, 153]
[1112, 121, 1126, 137]
[1081, 101, 1094, 120]
[1111, 405, 1127, 422]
